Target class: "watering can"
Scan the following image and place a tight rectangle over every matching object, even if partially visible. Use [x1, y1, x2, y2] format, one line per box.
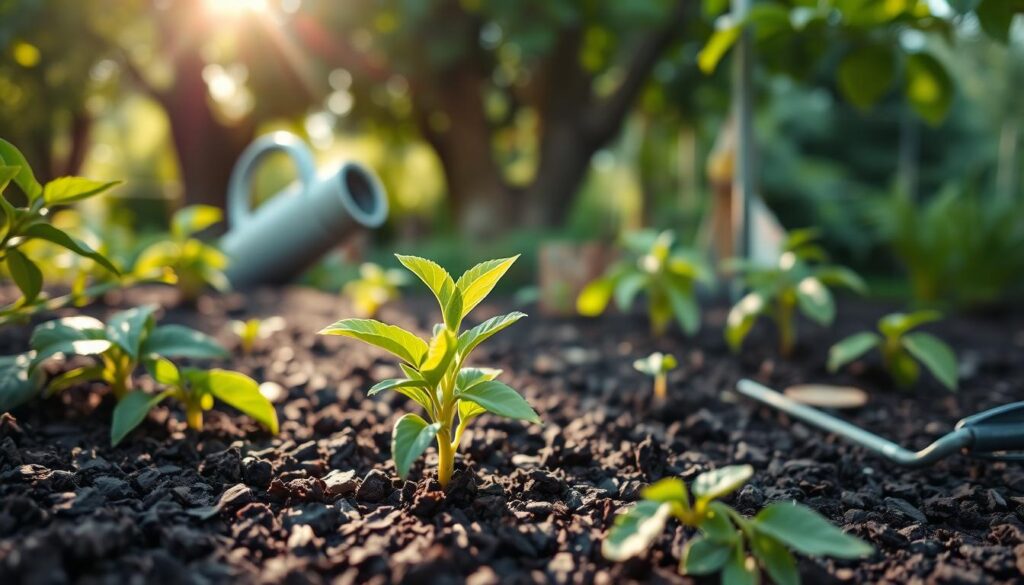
[221, 132, 388, 288]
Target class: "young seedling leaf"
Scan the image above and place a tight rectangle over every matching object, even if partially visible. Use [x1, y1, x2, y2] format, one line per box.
[902, 332, 958, 391]
[44, 365, 105, 397]
[0, 353, 42, 412]
[455, 255, 518, 317]
[457, 398, 487, 421]
[395, 254, 462, 330]
[702, 502, 739, 543]
[665, 283, 700, 335]
[319, 318, 428, 366]
[202, 369, 279, 434]
[42, 176, 120, 205]
[141, 324, 228, 359]
[754, 502, 874, 559]
[456, 380, 540, 423]
[682, 537, 733, 576]
[368, 378, 429, 397]
[795, 276, 835, 325]
[6, 248, 42, 304]
[815, 266, 868, 295]
[145, 356, 181, 386]
[878, 310, 942, 339]
[0, 138, 42, 200]
[577, 277, 615, 317]
[601, 501, 671, 561]
[30, 316, 104, 351]
[750, 531, 799, 585]
[641, 477, 688, 503]
[172, 205, 222, 239]
[614, 273, 647, 312]
[107, 305, 158, 358]
[455, 367, 502, 392]
[31, 338, 112, 368]
[21, 223, 120, 275]
[420, 328, 457, 385]
[111, 390, 172, 446]
[633, 352, 677, 376]
[827, 332, 881, 372]
[692, 465, 754, 503]
[457, 312, 526, 357]
[726, 292, 765, 352]
[392, 413, 441, 480]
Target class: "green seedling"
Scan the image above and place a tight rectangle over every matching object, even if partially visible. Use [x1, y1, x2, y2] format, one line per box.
[633, 352, 677, 399]
[0, 138, 120, 319]
[319, 254, 539, 488]
[343, 262, 407, 318]
[134, 205, 230, 300]
[603, 465, 873, 585]
[578, 230, 713, 336]
[725, 229, 866, 357]
[232, 316, 286, 354]
[111, 356, 277, 446]
[828, 310, 958, 391]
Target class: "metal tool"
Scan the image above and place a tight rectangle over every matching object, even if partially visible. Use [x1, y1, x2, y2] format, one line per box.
[737, 379, 1024, 467]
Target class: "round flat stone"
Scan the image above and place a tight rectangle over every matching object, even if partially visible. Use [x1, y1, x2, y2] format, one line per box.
[784, 384, 868, 409]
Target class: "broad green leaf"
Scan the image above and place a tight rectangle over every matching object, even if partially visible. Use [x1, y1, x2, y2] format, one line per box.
[111, 390, 172, 446]
[0, 353, 42, 412]
[795, 276, 834, 325]
[837, 45, 894, 110]
[726, 292, 765, 352]
[577, 277, 615, 316]
[455, 255, 519, 318]
[633, 352, 678, 376]
[815, 266, 867, 295]
[392, 413, 441, 480]
[420, 328, 457, 385]
[319, 318, 428, 366]
[682, 537, 732, 576]
[145, 356, 181, 386]
[31, 338, 112, 368]
[458, 398, 487, 421]
[202, 369, 279, 434]
[721, 550, 758, 585]
[368, 378, 428, 397]
[641, 477, 688, 503]
[172, 205, 222, 239]
[456, 380, 540, 423]
[665, 283, 700, 335]
[750, 531, 799, 585]
[614, 273, 646, 312]
[395, 254, 462, 330]
[878, 310, 942, 338]
[456, 311, 526, 357]
[601, 501, 671, 561]
[30, 316, 104, 350]
[702, 502, 739, 543]
[107, 305, 158, 358]
[754, 502, 874, 559]
[22, 223, 120, 275]
[976, 0, 1015, 42]
[455, 367, 501, 392]
[692, 465, 753, 503]
[827, 332, 881, 372]
[44, 365, 105, 397]
[42, 177, 120, 205]
[903, 332, 958, 391]
[7, 248, 42, 304]
[905, 53, 953, 126]
[698, 25, 740, 74]
[0, 165, 19, 194]
[0, 138, 42, 200]
[141, 324, 228, 359]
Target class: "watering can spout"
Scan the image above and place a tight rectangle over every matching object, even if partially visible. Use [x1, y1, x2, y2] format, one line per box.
[220, 132, 389, 288]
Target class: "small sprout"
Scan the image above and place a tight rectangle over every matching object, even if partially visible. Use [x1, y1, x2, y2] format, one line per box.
[111, 357, 278, 446]
[603, 465, 873, 584]
[633, 352, 678, 399]
[725, 229, 866, 357]
[134, 205, 230, 301]
[231, 316, 285, 354]
[828, 310, 958, 391]
[343, 262, 407, 317]
[578, 230, 713, 337]
[319, 254, 539, 488]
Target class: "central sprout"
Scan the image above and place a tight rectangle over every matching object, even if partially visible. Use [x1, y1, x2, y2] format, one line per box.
[319, 254, 539, 488]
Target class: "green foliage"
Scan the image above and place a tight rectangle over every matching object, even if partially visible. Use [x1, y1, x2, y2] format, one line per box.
[319, 254, 537, 487]
[725, 229, 866, 357]
[578, 230, 713, 337]
[603, 464, 872, 584]
[112, 358, 277, 446]
[633, 352, 678, 399]
[231, 316, 286, 354]
[0, 138, 120, 322]
[133, 205, 230, 301]
[343, 262, 407, 318]
[828, 310, 958, 391]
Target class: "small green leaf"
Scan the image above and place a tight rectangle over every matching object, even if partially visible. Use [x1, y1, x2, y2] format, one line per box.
[30, 316, 104, 351]
[633, 352, 678, 376]
[698, 25, 740, 74]
[31, 338, 112, 368]
[827, 332, 881, 372]
[0, 165, 20, 193]
[878, 310, 942, 338]
[172, 205, 222, 239]
[145, 356, 181, 386]
[457, 398, 487, 421]
[702, 502, 739, 543]
[682, 536, 733, 576]
[43, 365, 104, 397]
[577, 277, 615, 316]
[750, 531, 799, 585]
[641, 477, 688, 503]
[0, 353, 42, 412]
[395, 254, 462, 330]
[21, 223, 120, 275]
[318, 318, 428, 366]
[614, 273, 646, 312]
[367, 378, 428, 397]
[905, 52, 953, 126]
[107, 305, 158, 358]
[456, 380, 540, 424]
[721, 549, 758, 585]
[795, 276, 835, 325]
[726, 292, 765, 352]
[111, 390, 172, 446]
[201, 369, 279, 433]
[456, 311, 526, 357]
[455, 367, 502, 392]
[455, 255, 519, 318]
[665, 283, 700, 335]
[420, 327, 457, 385]
[837, 45, 894, 110]
[42, 176, 120, 205]
[601, 501, 671, 562]
[7, 248, 42, 304]
[902, 332, 958, 391]
[392, 413, 441, 480]
[0, 138, 42, 200]
[692, 465, 753, 503]
[815, 266, 867, 295]
[754, 502, 874, 559]
[141, 324, 228, 359]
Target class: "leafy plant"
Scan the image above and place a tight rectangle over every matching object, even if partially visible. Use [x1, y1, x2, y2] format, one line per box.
[319, 254, 539, 487]
[343, 262, 407, 317]
[828, 310, 958, 391]
[0, 138, 121, 320]
[134, 205, 230, 300]
[633, 352, 677, 400]
[603, 465, 873, 584]
[111, 357, 277, 446]
[232, 316, 286, 354]
[578, 230, 713, 336]
[725, 229, 866, 357]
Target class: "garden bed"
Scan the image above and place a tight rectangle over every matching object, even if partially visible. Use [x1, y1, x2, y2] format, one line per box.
[2, 286, 1023, 584]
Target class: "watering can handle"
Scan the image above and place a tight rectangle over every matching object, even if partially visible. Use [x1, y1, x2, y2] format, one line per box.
[227, 132, 318, 228]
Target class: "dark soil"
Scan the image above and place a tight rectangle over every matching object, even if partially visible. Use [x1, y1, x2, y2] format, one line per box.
[2, 286, 1024, 584]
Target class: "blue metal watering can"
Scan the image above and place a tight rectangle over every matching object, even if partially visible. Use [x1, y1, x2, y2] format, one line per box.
[221, 132, 388, 288]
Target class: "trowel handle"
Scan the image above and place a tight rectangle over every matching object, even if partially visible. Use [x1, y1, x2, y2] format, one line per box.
[227, 132, 318, 228]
